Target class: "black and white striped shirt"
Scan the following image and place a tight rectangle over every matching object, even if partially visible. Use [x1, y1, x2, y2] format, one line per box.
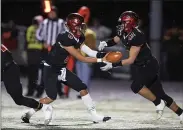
[36, 18, 66, 46]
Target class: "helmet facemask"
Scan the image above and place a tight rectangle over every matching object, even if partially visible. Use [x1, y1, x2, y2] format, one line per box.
[66, 13, 85, 38]
[117, 11, 139, 36]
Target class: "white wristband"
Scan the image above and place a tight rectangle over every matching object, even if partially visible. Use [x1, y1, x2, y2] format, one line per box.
[97, 58, 102, 63]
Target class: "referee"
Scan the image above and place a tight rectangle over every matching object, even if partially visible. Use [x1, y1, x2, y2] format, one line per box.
[36, 6, 66, 98]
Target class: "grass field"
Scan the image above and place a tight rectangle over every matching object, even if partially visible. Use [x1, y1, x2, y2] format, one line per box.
[1, 79, 183, 130]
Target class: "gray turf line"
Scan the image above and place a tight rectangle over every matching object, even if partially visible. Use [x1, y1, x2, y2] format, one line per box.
[2, 128, 183, 130]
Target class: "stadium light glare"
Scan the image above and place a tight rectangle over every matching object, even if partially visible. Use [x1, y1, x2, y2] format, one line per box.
[43, 0, 51, 13]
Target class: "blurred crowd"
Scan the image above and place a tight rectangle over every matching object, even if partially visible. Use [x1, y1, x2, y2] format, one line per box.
[162, 24, 183, 81]
[1, 6, 183, 99]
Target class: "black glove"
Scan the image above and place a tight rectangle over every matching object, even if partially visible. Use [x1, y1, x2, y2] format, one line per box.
[96, 52, 107, 58]
[96, 52, 107, 68]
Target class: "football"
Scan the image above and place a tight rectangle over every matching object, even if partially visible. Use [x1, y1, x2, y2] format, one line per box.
[105, 51, 122, 63]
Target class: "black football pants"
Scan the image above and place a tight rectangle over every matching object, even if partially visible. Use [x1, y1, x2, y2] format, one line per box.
[131, 57, 173, 107]
[41, 49, 64, 97]
[2, 62, 40, 108]
[43, 65, 87, 100]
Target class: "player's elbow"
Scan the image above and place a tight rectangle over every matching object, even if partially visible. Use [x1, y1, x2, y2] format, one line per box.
[128, 58, 135, 64]
[114, 36, 121, 44]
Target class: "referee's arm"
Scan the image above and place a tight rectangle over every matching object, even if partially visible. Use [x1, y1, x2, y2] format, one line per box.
[36, 22, 45, 42]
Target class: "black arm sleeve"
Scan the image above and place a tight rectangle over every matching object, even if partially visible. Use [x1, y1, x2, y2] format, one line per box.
[96, 52, 107, 58]
[106, 38, 117, 47]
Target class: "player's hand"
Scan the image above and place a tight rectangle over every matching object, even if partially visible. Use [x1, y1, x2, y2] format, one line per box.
[100, 61, 113, 71]
[100, 53, 113, 71]
[98, 41, 107, 51]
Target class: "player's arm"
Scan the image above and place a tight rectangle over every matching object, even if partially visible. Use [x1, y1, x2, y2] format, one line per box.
[57, 33, 107, 63]
[80, 44, 107, 58]
[101, 45, 141, 71]
[98, 36, 121, 51]
[101, 34, 144, 71]
[120, 33, 144, 65]
[80, 30, 107, 57]
[63, 45, 104, 63]
[121, 45, 141, 65]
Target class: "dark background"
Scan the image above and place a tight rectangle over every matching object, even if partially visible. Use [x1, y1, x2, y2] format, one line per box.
[1, 0, 183, 81]
[2, 0, 183, 31]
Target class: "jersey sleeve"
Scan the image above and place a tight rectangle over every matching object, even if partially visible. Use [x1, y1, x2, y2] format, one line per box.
[56, 33, 75, 47]
[74, 33, 85, 49]
[129, 32, 146, 47]
[79, 33, 85, 43]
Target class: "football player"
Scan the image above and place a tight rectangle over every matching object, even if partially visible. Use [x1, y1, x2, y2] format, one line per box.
[98, 11, 183, 123]
[1, 44, 51, 122]
[21, 13, 111, 125]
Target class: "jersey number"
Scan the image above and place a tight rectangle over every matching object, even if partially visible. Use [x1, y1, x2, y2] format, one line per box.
[1, 45, 8, 52]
